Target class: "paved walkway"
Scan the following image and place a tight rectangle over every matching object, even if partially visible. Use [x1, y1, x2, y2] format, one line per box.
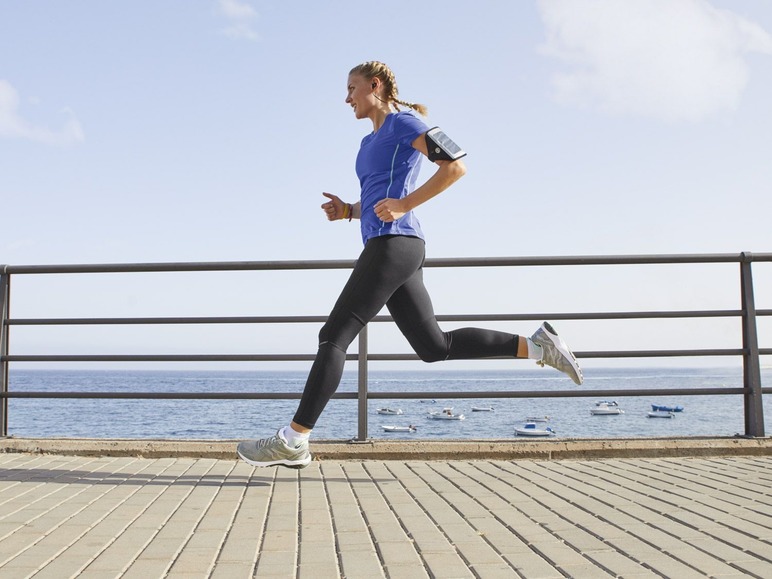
[0, 453, 771, 578]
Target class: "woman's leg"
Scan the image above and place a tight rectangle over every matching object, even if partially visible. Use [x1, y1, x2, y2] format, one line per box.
[238, 237, 581, 467]
[292, 236, 425, 429]
[388, 267, 583, 384]
[387, 266, 520, 362]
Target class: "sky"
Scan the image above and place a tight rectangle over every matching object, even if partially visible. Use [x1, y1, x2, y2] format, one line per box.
[1, 0, 771, 371]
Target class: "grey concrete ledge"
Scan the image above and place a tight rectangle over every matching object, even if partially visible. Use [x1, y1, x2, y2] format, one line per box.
[1, 435, 771, 460]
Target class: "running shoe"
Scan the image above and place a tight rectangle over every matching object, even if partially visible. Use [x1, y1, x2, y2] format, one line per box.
[531, 322, 583, 385]
[237, 429, 312, 469]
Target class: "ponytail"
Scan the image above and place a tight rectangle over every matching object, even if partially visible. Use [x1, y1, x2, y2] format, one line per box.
[393, 98, 428, 117]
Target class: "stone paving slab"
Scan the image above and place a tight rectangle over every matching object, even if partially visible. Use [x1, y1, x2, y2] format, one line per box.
[0, 453, 770, 578]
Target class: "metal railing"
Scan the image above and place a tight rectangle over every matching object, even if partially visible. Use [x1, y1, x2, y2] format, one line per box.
[1, 252, 770, 440]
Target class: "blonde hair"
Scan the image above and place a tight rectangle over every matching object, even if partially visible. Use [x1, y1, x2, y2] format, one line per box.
[349, 61, 428, 117]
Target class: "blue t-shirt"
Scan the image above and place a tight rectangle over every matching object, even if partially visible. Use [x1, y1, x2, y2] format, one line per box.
[355, 111, 429, 244]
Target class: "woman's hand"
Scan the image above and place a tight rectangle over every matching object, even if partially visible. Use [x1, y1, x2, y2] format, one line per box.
[321, 192, 345, 221]
[374, 197, 408, 222]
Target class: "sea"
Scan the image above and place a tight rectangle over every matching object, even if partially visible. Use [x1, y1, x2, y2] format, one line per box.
[6, 367, 772, 441]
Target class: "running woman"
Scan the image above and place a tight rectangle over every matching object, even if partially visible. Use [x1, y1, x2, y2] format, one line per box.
[237, 61, 582, 468]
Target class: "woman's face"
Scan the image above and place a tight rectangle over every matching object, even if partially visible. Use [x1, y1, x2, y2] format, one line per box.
[345, 73, 375, 119]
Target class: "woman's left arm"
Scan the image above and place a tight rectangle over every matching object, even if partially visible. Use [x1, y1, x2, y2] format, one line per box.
[373, 132, 466, 223]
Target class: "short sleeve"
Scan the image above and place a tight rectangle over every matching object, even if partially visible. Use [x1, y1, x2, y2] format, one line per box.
[391, 112, 429, 147]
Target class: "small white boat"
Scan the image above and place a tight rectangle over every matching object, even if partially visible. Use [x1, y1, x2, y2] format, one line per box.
[525, 416, 550, 423]
[596, 400, 619, 407]
[471, 406, 494, 412]
[591, 403, 624, 416]
[382, 425, 417, 432]
[428, 407, 465, 420]
[515, 422, 556, 437]
[377, 408, 403, 415]
[647, 410, 675, 418]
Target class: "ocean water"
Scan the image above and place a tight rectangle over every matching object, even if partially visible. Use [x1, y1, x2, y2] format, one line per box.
[6, 367, 771, 441]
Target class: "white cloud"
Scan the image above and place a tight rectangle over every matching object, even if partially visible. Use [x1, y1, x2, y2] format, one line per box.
[0, 80, 84, 145]
[217, 0, 259, 41]
[538, 0, 772, 121]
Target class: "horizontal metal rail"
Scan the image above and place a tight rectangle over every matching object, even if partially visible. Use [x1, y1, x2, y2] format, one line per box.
[0, 387, 749, 400]
[1, 252, 769, 439]
[3, 252, 772, 276]
[8, 309, 771, 326]
[0, 348, 756, 363]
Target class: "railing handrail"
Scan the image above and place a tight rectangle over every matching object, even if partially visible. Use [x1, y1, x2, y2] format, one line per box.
[3, 251, 772, 275]
[1, 251, 768, 439]
[7, 309, 772, 326]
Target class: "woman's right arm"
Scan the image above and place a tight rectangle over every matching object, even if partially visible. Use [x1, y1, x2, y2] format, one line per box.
[321, 192, 360, 221]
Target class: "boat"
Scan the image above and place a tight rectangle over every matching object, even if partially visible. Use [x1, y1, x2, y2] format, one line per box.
[651, 404, 684, 413]
[428, 407, 465, 420]
[471, 406, 494, 412]
[525, 416, 550, 422]
[377, 408, 403, 415]
[515, 422, 556, 437]
[382, 425, 417, 432]
[595, 400, 619, 407]
[590, 403, 624, 415]
[647, 410, 675, 418]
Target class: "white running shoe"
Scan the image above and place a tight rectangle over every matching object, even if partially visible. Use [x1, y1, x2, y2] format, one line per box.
[237, 429, 312, 469]
[531, 322, 583, 385]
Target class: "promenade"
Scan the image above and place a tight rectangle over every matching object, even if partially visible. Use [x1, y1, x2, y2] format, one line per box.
[1, 440, 771, 578]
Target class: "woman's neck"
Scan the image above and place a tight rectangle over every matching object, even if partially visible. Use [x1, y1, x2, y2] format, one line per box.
[370, 104, 393, 132]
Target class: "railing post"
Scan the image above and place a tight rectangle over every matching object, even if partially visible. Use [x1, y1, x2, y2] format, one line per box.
[356, 325, 369, 441]
[0, 270, 10, 437]
[739, 253, 765, 437]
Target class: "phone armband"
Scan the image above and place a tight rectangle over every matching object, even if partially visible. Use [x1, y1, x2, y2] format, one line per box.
[425, 127, 467, 162]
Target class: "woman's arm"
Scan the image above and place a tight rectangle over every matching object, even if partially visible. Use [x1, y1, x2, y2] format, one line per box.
[321, 192, 361, 221]
[373, 132, 466, 223]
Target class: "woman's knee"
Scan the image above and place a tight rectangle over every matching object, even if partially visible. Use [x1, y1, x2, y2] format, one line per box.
[412, 340, 449, 363]
[418, 351, 446, 363]
[318, 318, 362, 352]
[317, 324, 344, 351]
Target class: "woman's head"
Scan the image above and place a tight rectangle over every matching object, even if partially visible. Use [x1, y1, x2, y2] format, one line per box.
[347, 61, 428, 117]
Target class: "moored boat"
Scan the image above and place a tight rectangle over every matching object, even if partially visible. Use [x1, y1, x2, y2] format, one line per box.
[651, 404, 684, 413]
[590, 403, 624, 416]
[471, 406, 494, 412]
[382, 425, 417, 432]
[515, 422, 556, 437]
[428, 407, 465, 420]
[647, 410, 675, 418]
[377, 407, 403, 415]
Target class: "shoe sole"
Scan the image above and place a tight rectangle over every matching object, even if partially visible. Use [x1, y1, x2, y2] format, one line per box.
[539, 327, 583, 385]
[236, 449, 312, 469]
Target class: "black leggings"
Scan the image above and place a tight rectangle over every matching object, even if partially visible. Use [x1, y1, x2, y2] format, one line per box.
[293, 235, 518, 429]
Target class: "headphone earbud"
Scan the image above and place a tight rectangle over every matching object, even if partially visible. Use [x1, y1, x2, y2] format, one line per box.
[372, 82, 377, 89]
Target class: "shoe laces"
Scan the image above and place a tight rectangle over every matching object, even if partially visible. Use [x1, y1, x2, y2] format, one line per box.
[255, 433, 282, 450]
[535, 343, 563, 369]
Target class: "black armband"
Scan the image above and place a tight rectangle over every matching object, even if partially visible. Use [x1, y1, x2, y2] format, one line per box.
[425, 127, 467, 162]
